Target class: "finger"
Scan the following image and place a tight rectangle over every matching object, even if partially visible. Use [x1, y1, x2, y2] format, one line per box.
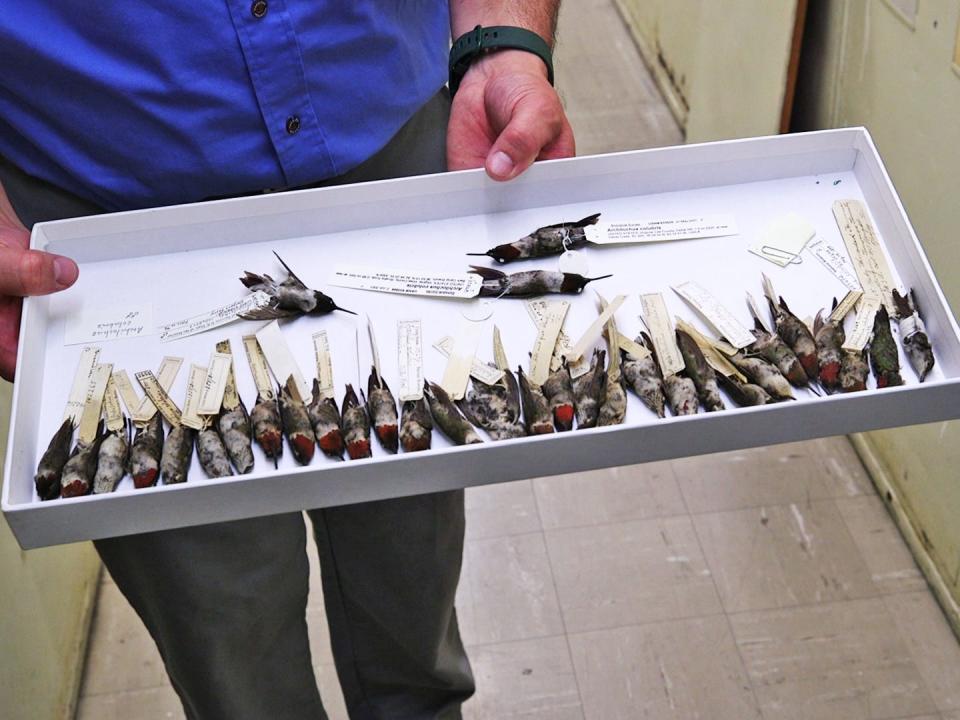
[0, 347, 15, 382]
[537, 117, 576, 161]
[0, 246, 78, 297]
[0, 296, 22, 381]
[485, 92, 565, 181]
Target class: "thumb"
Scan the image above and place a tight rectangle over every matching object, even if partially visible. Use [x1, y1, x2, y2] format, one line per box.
[485, 90, 566, 181]
[0, 245, 78, 297]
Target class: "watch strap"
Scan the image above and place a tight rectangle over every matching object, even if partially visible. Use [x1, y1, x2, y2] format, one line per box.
[448, 25, 554, 96]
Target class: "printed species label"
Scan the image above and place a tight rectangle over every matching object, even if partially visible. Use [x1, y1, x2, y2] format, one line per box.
[584, 215, 737, 245]
[833, 200, 895, 309]
[330, 266, 482, 298]
[843, 295, 882, 351]
[672, 281, 754, 349]
[397, 320, 424, 402]
[65, 304, 153, 346]
[159, 292, 271, 342]
[807, 239, 861, 292]
[640, 293, 684, 376]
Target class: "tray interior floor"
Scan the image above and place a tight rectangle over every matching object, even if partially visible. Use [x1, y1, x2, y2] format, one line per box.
[72, 1, 960, 719]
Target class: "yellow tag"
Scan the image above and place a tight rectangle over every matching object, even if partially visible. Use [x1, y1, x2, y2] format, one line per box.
[242, 334, 274, 400]
[492, 325, 509, 372]
[830, 290, 864, 323]
[112, 370, 142, 419]
[529, 302, 568, 385]
[216, 339, 240, 411]
[197, 352, 232, 415]
[833, 199, 895, 311]
[103, 375, 125, 433]
[78, 363, 113, 443]
[616, 332, 651, 361]
[63, 347, 99, 425]
[313, 330, 336, 400]
[640, 293, 683, 376]
[134, 357, 182, 423]
[135, 370, 182, 427]
[438, 319, 484, 400]
[842, 295, 881, 351]
[181, 364, 208, 431]
[675, 318, 747, 382]
[569, 295, 626, 362]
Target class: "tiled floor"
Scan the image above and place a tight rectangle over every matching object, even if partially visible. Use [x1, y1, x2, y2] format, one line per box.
[74, 2, 960, 720]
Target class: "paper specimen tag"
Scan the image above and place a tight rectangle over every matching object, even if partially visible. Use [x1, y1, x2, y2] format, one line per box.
[242, 335, 275, 401]
[748, 213, 816, 267]
[65, 304, 153, 346]
[365, 317, 383, 382]
[524, 300, 586, 376]
[329, 265, 482, 298]
[598, 295, 622, 381]
[617, 332, 651, 361]
[437, 319, 484, 400]
[492, 325, 510, 372]
[830, 290, 863, 323]
[640, 293, 684, 376]
[256, 320, 310, 401]
[842, 295, 882, 351]
[397, 320, 424, 402]
[675, 319, 747, 382]
[197, 352, 232, 415]
[78, 363, 113, 443]
[434, 334, 501, 395]
[133, 357, 182, 423]
[63, 347, 100, 425]
[806, 239, 861, 291]
[111, 370, 141, 419]
[215, 340, 240, 411]
[584, 215, 737, 245]
[103, 375, 125, 433]
[181, 365, 208, 430]
[135, 370, 182, 426]
[529, 302, 569, 385]
[309, 331, 335, 400]
[159, 291, 271, 343]
[568, 295, 626, 362]
[746, 292, 771, 334]
[672, 281, 754, 349]
[833, 200, 896, 309]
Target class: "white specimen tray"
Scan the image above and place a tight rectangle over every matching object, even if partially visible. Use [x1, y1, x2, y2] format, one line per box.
[5, 128, 960, 548]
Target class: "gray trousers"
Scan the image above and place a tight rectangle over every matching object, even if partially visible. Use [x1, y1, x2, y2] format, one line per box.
[1, 90, 475, 720]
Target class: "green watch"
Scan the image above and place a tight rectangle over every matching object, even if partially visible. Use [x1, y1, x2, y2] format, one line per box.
[448, 25, 554, 96]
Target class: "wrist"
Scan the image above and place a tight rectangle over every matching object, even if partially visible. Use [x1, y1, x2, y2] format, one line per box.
[463, 49, 549, 86]
[449, 25, 554, 96]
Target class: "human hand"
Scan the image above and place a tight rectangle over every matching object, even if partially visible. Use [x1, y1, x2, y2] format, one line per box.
[447, 49, 575, 181]
[0, 186, 79, 381]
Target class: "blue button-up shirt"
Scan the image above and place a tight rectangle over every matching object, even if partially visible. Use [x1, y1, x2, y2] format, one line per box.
[0, 2, 448, 211]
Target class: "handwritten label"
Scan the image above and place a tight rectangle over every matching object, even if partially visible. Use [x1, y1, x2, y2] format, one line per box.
[842, 295, 882, 351]
[78, 363, 113, 443]
[256, 320, 310, 401]
[492, 325, 510, 372]
[529, 302, 569, 385]
[63, 347, 100, 425]
[584, 215, 737, 245]
[159, 291, 271, 342]
[617, 332, 651, 361]
[133, 357, 182, 423]
[329, 265, 482, 298]
[806, 238, 861, 291]
[833, 200, 895, 309]
[65, 304, 153, 346]
[640, 293, 684, 376]
[748, 213, 816, 267]
[103, 375, 125, 433]
[242, 335, 274, 400]
[568, 295, 626, 362]
[181, 365, 208, 430]
[830, 290, 864, 323]
[197, 352, 232, 415]
[598, 295, 622, 381]
[135, 370, 182, 426]
[672, 281, 754, 348]
[397, 320, 424, 402]
[310, 331, 335, 400]
[215, 339, 240, 411]
[434, 334, 503, 391]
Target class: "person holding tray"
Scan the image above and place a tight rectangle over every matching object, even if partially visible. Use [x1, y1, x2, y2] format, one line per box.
[0, 2, 574, 719]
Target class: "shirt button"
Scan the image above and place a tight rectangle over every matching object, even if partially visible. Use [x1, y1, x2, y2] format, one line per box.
[251, 0, 267, 18]
[286, 116, 301, 135]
